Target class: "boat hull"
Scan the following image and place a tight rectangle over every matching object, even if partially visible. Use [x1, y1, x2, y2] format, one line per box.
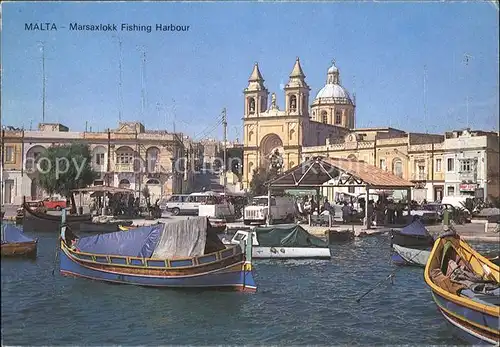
[252, 246, 331, 259]
[392, 244, 430, 267]
[424, 235, 500, 345]
[59, 242, 256, 292]
[390, 229, 434, 248]
[79, 221, 133, 233]
[22, 203, 91, 233]
[1, 241, 37, 258]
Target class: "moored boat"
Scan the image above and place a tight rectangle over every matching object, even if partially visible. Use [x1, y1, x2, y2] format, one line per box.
[22, 197, 92, 233]
[424, 231, 499, 345]
[391, 244, 430, 267]
[1, 224, 38, 258]
[59, 211, 257, 292]
[390, 219, 434, 248]
[226, 224, 331, 259]
[79, 220, 133, 233]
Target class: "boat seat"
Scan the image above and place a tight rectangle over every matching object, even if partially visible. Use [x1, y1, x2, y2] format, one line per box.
[460, 288, 500, 306]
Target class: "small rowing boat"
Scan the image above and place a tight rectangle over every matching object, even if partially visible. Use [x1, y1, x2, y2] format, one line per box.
[1, 224, 38, 258]
[390, 219, 434, 248]
[424, 231, 499, 345]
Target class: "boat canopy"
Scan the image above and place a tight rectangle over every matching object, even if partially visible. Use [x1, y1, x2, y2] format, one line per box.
[1, 224, 35, 243]
[399, 219, 430, 237]
[253, 224, 328, 248]
[74, 217, 213, 259]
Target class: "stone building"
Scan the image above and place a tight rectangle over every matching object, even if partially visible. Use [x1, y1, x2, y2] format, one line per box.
[443, 129, 499, 201]
[242, 58, 352, 187]
[241, 58, 499, 202]
[1, 121, 196, 205]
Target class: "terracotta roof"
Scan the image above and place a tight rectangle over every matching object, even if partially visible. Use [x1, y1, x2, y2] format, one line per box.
[267, 156, 413, 188]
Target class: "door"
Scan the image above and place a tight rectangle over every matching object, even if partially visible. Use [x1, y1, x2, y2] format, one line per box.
[434, 186, 444, 202]
[4, 180, 14, 204]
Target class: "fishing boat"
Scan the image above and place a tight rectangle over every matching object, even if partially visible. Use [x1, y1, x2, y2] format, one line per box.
[424, 231, 499, 345]
[392, 244, 430, 267]
[22, 197, 92, 233]
[1, 224, 38, 258]
[79, 220, 133, 233]
[390, 219, 434, 248]
[226, 224, 331, 259]
[59, 211, 256, 292]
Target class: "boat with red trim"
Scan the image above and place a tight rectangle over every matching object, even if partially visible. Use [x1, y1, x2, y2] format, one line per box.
[59, 211, 256, 292]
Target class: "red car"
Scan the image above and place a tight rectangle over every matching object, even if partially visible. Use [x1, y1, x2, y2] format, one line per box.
[43, 197, 67, 211]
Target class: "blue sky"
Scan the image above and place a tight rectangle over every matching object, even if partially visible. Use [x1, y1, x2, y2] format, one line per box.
[2, 1, 499, 140]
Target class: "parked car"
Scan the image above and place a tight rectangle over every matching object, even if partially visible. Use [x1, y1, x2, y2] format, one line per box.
[42, 197, 67, 211]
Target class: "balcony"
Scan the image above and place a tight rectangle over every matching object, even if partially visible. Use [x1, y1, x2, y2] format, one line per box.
[115, 163, 134, 172]
[459, 171, 477, 183]
[412, 173, 428, 181]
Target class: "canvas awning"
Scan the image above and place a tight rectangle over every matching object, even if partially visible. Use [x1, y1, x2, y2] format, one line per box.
[72, 186, 135, 194]
[266, 156, 414, 189]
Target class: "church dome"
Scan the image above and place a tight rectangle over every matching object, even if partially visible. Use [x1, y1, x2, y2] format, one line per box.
[315, 84, 351, 100]
[314, 61, 353, 104]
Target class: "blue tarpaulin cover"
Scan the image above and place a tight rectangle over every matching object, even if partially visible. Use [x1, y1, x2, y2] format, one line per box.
[76, 224, 164, 258]
[74, 217, 209, 259]
[1, 224, 35, 243]
[400, 219, 429, 236]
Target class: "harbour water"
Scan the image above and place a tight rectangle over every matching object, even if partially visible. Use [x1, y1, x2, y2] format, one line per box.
[1, 228, 495, 345]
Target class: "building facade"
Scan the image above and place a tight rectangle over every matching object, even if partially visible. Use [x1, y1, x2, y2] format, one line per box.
[241, 59, 500, 202]
[242, 59, 353, 188]
[443, 129, 499, 201]
[1, 121, 196, 205]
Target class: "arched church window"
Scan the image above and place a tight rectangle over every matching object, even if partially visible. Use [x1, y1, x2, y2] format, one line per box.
[321, 110, 327, 123]
[248, 98, 255, 114]
[393, 158, 403, 178]
[335, 111, 342, 125]
[289, 161, 295, 169]
[289, 95, 297, 112]
[248, 131, 254, 142]
[289, 129, 295, 141]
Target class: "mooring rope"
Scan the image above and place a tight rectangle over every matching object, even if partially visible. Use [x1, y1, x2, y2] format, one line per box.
[355, 245, 429, 303]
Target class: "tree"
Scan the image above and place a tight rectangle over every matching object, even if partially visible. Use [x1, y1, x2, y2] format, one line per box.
[37, 143, 98, 214]
[249, 167, 279, 196]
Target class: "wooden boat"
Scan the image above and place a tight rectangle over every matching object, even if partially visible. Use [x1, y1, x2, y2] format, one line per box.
[424, 231, 499, 345]
[391, 244, 430, 267]
[59, 211, 257, 292]
[226, 224, 331, 259]
[1, 224, 38, 258]
[325, 229, 355, 243]
[80, 220, 133, 233]
[390, 219, 434, 248]
[22, 197, 91, 233]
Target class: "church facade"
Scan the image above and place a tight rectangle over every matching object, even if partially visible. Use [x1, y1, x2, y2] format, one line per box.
[241, 59, 500, 203]
[242, 58, 354, 188]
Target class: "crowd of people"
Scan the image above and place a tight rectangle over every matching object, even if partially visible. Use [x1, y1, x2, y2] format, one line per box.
[295, 195, 408, 226]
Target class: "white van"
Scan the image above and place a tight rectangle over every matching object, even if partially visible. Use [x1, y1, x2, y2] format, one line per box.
[441, 196, 469, 209]
[162, 194, 196, 215]
[243, 195, 296, 225]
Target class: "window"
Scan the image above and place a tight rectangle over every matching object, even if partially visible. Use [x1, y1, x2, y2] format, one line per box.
[335, 111, 342, 125]
[321, 110, 327, 123]
[435, 158, 442, 172]
[460, 159, 473, 173]
[447, 186, 455, 196]
[95, 153, 105, 165]
[248, 97, 255, 114]
[116, 152, 133, 164]
[4, 146, 14, 163]
[348, 186, 355, 194]
[393, 159, 403, 178]
[379, 159, 386, 171]
[447, 158, 454, 172]
[322, 114, 328, 123]
[289, 95, 297, 112]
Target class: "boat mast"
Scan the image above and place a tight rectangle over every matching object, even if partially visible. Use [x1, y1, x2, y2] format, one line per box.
[222, 108, 227, 193]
